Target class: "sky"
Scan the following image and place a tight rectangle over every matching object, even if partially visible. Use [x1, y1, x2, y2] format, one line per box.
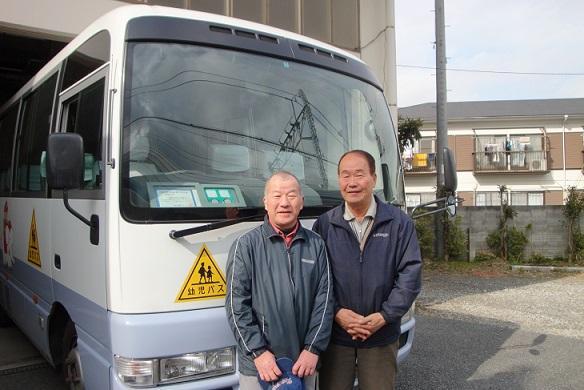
[395, 0, 584, 107]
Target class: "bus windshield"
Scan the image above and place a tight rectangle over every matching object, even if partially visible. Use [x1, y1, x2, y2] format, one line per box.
[122, 42, 402, 222]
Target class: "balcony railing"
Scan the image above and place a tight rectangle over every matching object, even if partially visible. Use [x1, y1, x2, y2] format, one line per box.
[474, 150, 548, 173]
[403, 152, 436, 174]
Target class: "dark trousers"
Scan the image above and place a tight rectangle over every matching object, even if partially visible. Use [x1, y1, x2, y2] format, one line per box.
[319, 341, 398, 390]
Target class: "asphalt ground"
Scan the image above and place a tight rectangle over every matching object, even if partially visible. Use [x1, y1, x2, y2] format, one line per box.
[396, 271, 584, 389]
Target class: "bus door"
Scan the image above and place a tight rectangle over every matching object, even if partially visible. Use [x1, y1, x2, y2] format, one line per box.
[51, 66, 109, 327]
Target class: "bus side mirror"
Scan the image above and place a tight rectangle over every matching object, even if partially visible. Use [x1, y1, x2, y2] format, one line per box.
[46, 133, 99, 245]
[47, 133, 84, 190]
[443, 147, 457, 193]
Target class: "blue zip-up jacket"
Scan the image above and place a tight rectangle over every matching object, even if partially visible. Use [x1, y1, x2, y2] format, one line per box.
[312, 196, 421, 348]
[226, 217, 334, 375]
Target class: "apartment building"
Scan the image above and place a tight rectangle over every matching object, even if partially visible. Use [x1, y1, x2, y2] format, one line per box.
[1, 0, 398, 121]
[399, 98, 584, 207]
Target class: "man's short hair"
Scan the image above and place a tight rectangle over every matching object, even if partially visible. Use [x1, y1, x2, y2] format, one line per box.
[264, 171, 303, 196]
[337, 150, 376, 174]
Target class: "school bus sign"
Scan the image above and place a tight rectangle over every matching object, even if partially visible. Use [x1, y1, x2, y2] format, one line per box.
[175, 244, 227, 302]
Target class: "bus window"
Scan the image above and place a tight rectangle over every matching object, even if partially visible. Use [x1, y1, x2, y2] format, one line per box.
[14, 74, 57, 194]
[0, 104, 18, 194]
[59, 77, 105, 192]
[62, 30, 110, 92]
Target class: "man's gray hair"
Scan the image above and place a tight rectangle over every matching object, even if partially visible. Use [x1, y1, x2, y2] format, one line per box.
[264, 171, 304, 197]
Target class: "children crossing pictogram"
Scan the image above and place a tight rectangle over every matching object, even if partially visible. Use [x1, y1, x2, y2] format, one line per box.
[176, 244, 227, 302]
[27, 210, 41, 267]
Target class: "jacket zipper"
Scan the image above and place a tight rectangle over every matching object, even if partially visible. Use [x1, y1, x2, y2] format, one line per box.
[287, 249, 296, 290]
[352, 223, 374, 316]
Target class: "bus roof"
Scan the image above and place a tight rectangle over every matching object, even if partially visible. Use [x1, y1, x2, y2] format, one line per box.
[2, 4, 376, 112]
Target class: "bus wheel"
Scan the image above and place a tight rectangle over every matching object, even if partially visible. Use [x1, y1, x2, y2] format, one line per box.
[0, 306, 13, 327]
[62, 321, 84, 390]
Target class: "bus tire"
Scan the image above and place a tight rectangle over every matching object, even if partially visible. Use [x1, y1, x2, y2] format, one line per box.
[62, 321, 84, 390]
[0, 305, 13, 327]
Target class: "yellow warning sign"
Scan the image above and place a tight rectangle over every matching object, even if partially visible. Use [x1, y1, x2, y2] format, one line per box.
[176, 244, 227, 302]
[27, 210, 41, 267]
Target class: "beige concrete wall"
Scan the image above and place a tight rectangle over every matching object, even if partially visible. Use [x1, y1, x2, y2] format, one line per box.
[454, 135, 474, 171]
[548, 133, 563, 170]
[359, 0, 397, 126]
[457, 191, 474, 207]
[565, 133, 583, 169]
[545, 191, 564, 205]
[0, 0, 125, 40]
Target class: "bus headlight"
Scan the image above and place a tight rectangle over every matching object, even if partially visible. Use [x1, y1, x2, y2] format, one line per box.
[115, 347, 235, 387]
[401, 302, 415, 324]
[114, 356, 156, 387]
[159, 347, 235, 383]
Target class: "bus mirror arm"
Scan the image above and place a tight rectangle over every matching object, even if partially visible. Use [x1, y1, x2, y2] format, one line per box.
[62, 190, 99, 245]
[47, 133, 99, 245]
[411, 196, 463, 220]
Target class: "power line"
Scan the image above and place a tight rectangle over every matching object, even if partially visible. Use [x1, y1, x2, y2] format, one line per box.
[397, 64, 584, 76]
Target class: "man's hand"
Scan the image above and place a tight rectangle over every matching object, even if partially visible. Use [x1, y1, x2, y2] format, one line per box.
[352, 312, 386, 341]
[254, 350, 282, 382]
[292, 350, 319, 378]
[335, 308, 369, 341]
[337, 311, 387, 341]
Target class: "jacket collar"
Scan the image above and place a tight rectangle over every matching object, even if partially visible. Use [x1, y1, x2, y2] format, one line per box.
[262, 216, 307, 242]
[330, 195, 395, 230]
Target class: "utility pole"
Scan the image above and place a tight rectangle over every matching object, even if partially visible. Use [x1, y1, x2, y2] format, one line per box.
[434, 0, 448, 260]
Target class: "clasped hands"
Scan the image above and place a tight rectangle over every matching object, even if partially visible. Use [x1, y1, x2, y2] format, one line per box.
[335, 308, 386, 341]
[254, 349, 318, 382]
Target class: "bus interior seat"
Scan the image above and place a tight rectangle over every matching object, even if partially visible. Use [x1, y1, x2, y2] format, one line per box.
[210, 144, 250, 173]
[263, 151, 321, 206]
[40, 151, 99, 189]
[263, 151, 305, 181]
[129, 132, 159, 177]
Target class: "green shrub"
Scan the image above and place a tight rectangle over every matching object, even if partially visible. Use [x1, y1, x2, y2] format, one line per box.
[507, 226, 529, 262]
[527, 253, 550, 265]
[414, 214, 434, 260]
[473, 251, 498, 262]
[487, 225, 530, 262]
[414, 214, 468, 261]
[446, 216, 467, 260]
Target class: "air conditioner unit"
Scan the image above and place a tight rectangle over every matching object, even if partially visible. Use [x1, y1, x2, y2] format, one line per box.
[531, 159, 541, 171]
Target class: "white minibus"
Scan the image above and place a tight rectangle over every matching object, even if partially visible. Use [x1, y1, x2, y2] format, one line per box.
[0, 5, 415, 389]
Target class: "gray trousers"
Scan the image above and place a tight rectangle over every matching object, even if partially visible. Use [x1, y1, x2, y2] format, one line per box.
[318, 341, 398, 390]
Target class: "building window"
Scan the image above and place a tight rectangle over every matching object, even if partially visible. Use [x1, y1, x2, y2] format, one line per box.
[474, 132, 547, 172]
[475, 192, 502, 206]
[403, 137, 436, 172]
[528, 192, 544, 206]
[406, 192, 435, 208]
[406, 193, 420, 208]
[511, 192, 544, 206]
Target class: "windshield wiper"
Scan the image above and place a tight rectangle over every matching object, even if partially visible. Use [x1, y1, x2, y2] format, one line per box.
[169, 214, 264, 239]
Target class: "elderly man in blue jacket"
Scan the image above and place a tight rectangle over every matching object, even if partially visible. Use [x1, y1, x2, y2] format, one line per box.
[313, 150, 422, 390]
[226, 171, 333, 390]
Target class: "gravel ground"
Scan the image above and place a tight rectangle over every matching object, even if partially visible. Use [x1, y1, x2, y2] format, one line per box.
[416, 271, 584, 339]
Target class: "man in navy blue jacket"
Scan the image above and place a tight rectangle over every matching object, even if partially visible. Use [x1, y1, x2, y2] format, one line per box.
[313, 150, 422, 390]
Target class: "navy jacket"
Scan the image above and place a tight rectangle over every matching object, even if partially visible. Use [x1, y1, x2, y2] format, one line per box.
[313, 197, 421, 348]
[226, 217, 334, 375]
